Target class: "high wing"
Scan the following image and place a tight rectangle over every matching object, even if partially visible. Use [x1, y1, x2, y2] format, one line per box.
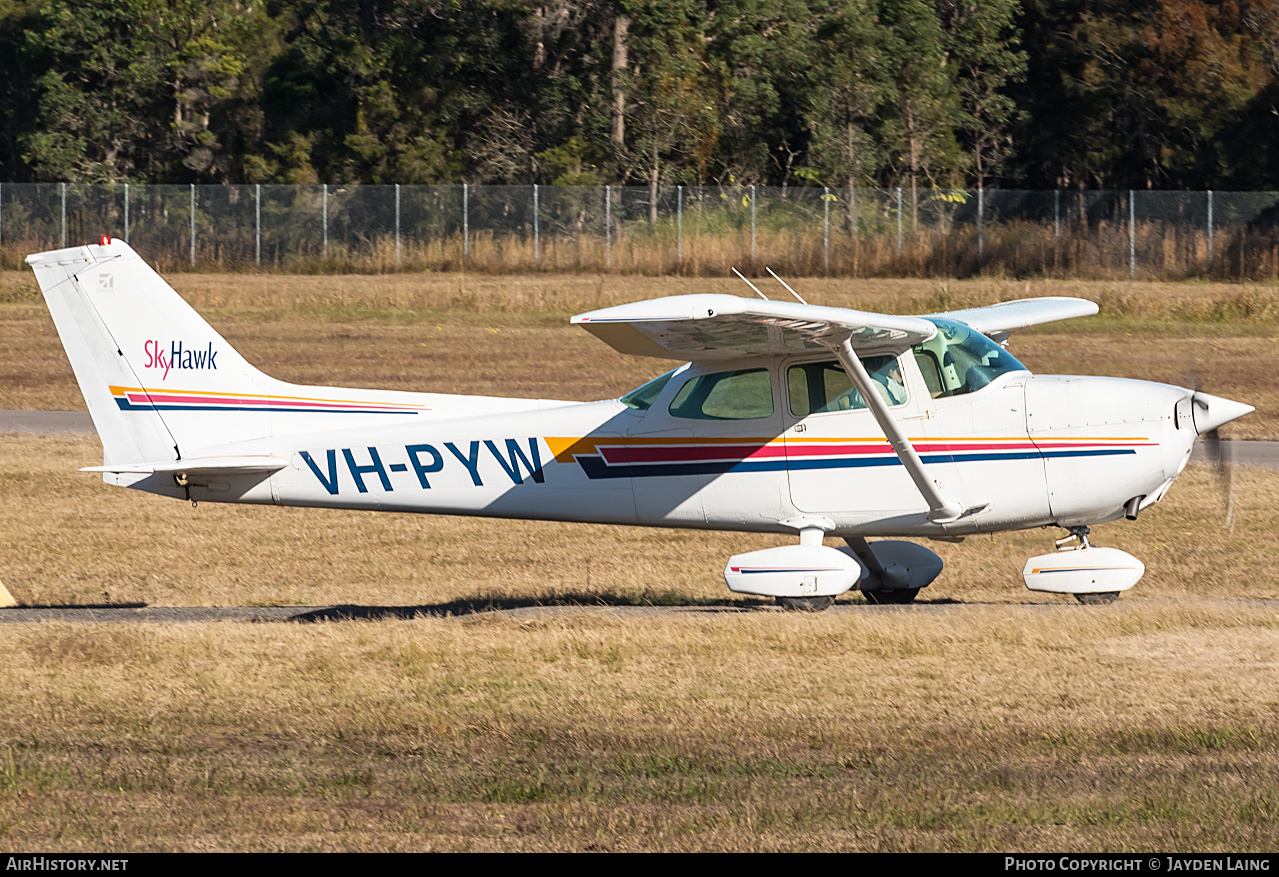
[930, 296, 1098, 339]
[572, 294, 936, 360]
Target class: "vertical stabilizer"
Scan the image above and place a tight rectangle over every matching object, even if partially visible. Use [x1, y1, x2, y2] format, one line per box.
[25, 240, 274, 466]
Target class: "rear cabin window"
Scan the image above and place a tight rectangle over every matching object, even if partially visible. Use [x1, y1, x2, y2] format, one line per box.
[786, 355, 907, 417]
[668, 369, 774, 420]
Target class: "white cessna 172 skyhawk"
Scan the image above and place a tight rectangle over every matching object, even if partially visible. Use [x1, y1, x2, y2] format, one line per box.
[28, 239, 1253, 609]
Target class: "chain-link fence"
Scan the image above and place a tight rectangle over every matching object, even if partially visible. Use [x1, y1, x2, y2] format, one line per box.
[4, 182, 1279, 279]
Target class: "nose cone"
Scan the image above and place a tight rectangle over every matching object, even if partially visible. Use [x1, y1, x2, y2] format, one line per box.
[1192, 392, 1254, 436]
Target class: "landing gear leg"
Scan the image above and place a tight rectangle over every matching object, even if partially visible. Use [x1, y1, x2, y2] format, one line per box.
[1063, 526, 1090, 548]
[1058, 528, 1118, 604]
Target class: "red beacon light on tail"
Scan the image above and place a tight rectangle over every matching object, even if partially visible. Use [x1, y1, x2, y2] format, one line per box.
[99, 235, 111, 246]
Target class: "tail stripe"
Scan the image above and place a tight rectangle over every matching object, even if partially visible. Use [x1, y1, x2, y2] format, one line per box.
[109, 386, 428, 415]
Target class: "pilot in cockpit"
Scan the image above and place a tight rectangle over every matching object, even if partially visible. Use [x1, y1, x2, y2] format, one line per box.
[869, 357, 907, 406]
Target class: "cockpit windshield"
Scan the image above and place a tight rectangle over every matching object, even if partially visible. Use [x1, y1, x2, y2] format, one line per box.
[912, 318, 1029, 398]
[620, 368, 678, 410]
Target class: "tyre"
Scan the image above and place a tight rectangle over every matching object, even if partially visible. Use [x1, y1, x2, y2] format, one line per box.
[1074, 592, 1119, 605]
[863, 588, 920, 605]
[776, 595, 835, 612]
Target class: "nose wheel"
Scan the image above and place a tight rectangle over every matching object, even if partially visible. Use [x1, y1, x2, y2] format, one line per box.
[1023, 526, 1145, 603]
[1075, 592, 1119, 605]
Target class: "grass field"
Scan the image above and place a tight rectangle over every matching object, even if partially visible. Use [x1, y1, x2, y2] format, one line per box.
[3, 270, 1276, 438]
[0, 270, 1276, 851]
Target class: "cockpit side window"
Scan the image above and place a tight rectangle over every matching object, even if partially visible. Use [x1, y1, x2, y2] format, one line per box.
[669, 368, 774, 420]
[914, 349, 945, 397]
[913, 318, 1029, 398]
[620, 368, 677, 410]
[786, 355, 906, 417]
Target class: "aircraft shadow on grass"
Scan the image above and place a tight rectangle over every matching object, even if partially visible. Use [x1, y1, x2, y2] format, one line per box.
[284, 594, 965, 621]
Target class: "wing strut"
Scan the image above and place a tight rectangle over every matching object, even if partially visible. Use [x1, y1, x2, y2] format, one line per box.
[827, 335, 964, 524]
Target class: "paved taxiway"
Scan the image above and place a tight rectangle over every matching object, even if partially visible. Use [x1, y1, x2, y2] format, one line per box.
[0, 599, 1276, 625]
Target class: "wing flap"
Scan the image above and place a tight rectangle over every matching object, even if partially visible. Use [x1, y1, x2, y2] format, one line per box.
[573, 294, 936, 360]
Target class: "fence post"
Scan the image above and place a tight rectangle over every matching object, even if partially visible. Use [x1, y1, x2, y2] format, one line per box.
[395, 183, 401, 268]
[61, 182, 66, 247]
[606, 184, 611, 269]
[533, 184, 539, 263]
[123, 183, 129, 243]
[1128, 189, 1135, 278]
[463, 183, 469, 263]
[823, 186, 830, 272]
[1207, 189, 1213, 271]
[896, 187, 903, 254]
[750, 185, 756, 268]
[189, 183, 195, 266]
[977, 187, 984, 266]
[255, 184, 261, 266]
[677, 185, 682, 264]
[322, 184, 328, 259]
[0, 182, 4, 255]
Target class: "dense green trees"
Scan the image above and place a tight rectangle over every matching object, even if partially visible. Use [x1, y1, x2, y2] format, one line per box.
[3, 0, 1278, 189]
[19, 0, 271, 181]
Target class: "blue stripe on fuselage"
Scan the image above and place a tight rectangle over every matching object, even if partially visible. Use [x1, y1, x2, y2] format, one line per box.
[576, 448, 1136, 479]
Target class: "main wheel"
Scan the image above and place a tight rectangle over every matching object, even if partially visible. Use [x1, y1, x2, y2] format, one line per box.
[1074, 592, 1119, 605]
[776, 595, 835, 612]
[863, 588, 920, 605]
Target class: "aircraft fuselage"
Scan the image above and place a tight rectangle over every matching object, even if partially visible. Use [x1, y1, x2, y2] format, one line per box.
[125, 356, 1197, 540]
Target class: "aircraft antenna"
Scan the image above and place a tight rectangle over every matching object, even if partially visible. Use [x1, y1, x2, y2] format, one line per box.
[731, 267, 769, 300]
[766, 267, 808, 304]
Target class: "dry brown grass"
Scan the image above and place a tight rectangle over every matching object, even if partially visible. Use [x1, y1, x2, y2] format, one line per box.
[2, 270, 1277, 436]
[2, 269, 1278, 850]
[0, 438, 1276, 850]
[0, 602, 1275, 850]
[11, 217, 1279, 280]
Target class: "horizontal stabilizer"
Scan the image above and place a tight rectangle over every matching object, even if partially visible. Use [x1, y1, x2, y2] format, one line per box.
[81, 455, 290, 476]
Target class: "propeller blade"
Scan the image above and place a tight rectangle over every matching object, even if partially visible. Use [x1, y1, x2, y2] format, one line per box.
[1201, 425, 1237, 532]
[1185, 370, 1245, 533]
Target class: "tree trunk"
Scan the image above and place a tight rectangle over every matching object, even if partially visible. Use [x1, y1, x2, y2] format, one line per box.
[905, 102, 919, 232]
[532, 5, 546, 72]
[611, 14, 629, 150]
[649, 139, 658, 229]
[845, 119, 857, 238]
